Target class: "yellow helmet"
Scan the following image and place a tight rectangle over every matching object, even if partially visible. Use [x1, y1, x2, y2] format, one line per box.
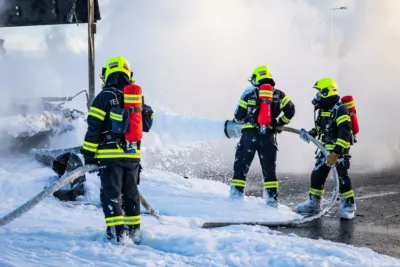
[313, 78, 338, 98]
[249, 65, 273, 85]
[101, 56, 132, 83]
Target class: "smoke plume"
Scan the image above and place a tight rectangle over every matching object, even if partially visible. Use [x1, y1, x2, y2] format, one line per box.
[0, 0, 399, 175]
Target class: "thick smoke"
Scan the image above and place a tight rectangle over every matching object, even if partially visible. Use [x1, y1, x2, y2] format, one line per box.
[0, 0, 399, 175]
[105, 0, 400, 174]
[336, 1, 400, 171]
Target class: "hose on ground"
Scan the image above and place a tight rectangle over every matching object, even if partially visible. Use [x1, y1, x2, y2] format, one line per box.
[201, 124, 340, 228]
[0, 164, 160, 227]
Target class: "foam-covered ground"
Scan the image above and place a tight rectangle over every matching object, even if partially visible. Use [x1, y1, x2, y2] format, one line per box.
[0, 154, 399, 267]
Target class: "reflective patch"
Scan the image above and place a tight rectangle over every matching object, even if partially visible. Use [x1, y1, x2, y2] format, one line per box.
[108, 61, 118, 68]
[123, 63, 130, 71]
[258, 70, 267, 76]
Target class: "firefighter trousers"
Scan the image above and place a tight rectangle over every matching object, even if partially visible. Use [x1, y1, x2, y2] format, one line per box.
[98, 160, 141, 230]
[310, 152, 354, 199]
[232, 130, 278, 197]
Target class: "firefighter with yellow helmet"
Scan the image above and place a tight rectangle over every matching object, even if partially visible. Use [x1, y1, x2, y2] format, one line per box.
[297, 78, 356, 219]
[229, 65, 295, 207]
[81, 56, 154, 244]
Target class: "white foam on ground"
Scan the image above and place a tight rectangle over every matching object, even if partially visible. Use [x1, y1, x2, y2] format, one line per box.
[0, 154, 399, 266]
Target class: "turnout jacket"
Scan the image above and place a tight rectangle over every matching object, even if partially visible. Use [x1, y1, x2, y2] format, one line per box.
[312, 100, 352, 155]
[234, 86, 295, 131]
[81, 86, 153, 161]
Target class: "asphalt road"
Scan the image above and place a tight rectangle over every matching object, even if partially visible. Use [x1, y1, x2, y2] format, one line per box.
[241, 168, 400, 259]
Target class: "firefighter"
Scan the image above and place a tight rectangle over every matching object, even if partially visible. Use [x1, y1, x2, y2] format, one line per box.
[296, 78, 356, 219]
[229, 65, 295, 207]
[81, 56, 154, 244]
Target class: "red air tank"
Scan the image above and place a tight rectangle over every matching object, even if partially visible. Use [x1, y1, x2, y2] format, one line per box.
[341, 95, 359, 135]
[124, 84, 143, 142]
[258, 84, 273, 128]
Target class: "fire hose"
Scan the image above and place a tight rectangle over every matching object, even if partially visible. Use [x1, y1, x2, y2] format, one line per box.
[22, 120, 339, 229]
[0, 164, 160, 227]
[200, 121, 340, 228]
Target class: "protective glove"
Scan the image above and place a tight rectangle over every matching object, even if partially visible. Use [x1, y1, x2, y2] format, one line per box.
[327, 152, 339, 166]
[267, 121, 282, 134]
[299, 128, 311, 143]
[308, 128, 318, 138]
[274, 120, 284, 134]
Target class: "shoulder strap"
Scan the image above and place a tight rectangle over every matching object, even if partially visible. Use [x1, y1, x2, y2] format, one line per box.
[330, 102, 342, 120]
[102, 87, 121, 107]
[253, 88, 259, 99]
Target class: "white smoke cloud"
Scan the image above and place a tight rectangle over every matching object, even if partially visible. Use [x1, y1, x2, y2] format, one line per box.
[0, 0, 399, 174]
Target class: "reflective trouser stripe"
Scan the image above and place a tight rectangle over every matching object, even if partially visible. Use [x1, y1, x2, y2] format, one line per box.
[124, 216, 141, 225]
[264, 181, 278, 189]
[310, 187, 324, 197]
[83, 141, 98, 153]
[105, 216, 124, 227]
[231, 179, 246, 187]
[340, 190, 354, 199]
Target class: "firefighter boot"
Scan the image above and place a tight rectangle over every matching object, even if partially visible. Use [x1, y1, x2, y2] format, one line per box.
[127, 225, 141, 245]
[295, 194, 322, 215]
[106, 225, 127, 245]
[340, 196, 356, 220]
[264, 189, 278, 208]
[229, 185, 244, 200]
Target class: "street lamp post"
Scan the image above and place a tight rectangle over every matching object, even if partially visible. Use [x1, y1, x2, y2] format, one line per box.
[330, 6, 347, 47]
[88, 0, 96, 108]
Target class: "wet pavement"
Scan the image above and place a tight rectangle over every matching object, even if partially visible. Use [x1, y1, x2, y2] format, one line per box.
[242, 168, 400, 259]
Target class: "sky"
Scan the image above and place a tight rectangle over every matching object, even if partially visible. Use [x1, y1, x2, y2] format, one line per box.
[0, 0, 399, 173]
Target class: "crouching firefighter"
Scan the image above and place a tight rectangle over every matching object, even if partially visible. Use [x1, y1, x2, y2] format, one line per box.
[81, 56, 154, 244]
[229, 65, 295, 207]
[296, 78, 358, 220]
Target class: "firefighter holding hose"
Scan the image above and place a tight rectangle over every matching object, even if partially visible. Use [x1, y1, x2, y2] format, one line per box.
[81, 56, 153, 244]
[229, 65, 295, 207]
[297, 78, 358, 219]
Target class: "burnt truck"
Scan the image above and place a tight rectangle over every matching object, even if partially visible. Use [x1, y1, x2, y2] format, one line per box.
[0, 1, 101, 200]
[0, 0, 100, 149]
[0, 93, 88, 151]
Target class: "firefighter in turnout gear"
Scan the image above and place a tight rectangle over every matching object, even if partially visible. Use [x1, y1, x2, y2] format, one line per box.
[230, 65, 295, 207]
[296, 78, 356, 219]
[81, 56, 154, 244]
